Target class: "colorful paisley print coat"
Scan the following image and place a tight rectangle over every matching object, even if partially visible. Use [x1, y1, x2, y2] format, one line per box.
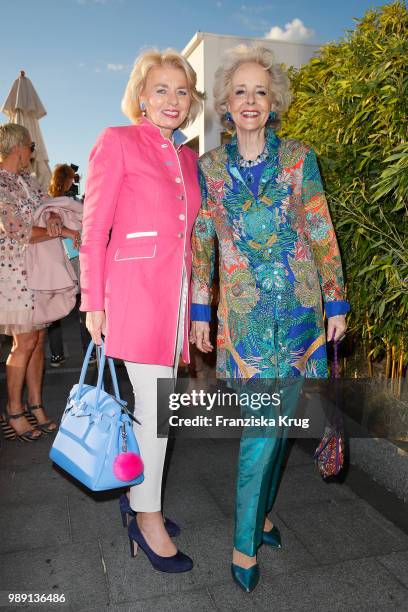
[191, 129, 349, 379]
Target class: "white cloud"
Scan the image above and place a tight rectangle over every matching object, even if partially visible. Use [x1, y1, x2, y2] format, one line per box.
[107, 63, 126, 71]
[265, 18, 315, 42]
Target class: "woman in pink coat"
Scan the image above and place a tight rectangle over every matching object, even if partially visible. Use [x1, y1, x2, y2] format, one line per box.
[80, 49, 204, 573]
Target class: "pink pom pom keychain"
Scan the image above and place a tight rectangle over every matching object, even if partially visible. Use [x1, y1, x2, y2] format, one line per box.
[113, 421, 144, 481]
[113, 451, 143, 481]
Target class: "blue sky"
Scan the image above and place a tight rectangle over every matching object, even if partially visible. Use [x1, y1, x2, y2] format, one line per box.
[0, 0, 389, 189]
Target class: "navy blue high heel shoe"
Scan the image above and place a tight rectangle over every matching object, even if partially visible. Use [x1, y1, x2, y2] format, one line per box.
[119, 494, 181, 537]
[128, 518, 193, 573]
[231, 563, 260, 593]
[262, 524, 282, 548]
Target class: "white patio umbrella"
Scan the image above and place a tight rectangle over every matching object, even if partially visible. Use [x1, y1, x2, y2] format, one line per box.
[1, 70, 51, 191]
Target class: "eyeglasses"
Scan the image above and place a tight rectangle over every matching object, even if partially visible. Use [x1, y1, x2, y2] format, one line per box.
[30, 142, 35, 153]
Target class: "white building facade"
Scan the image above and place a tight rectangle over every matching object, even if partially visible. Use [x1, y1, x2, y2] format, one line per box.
[181, 32, 320, 155]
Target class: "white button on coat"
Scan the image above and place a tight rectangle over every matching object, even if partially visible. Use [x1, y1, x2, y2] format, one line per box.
[179, 214, 185, 221]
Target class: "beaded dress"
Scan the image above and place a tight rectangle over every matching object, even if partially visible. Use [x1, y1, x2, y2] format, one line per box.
[0, 168, 44, 335]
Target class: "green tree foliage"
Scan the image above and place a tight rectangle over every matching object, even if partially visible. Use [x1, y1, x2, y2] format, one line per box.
[281, 1, 408, 365]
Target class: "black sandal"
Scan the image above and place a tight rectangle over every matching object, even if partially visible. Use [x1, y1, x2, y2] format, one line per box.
[25, 404, 57, 434]
[0, 412, 42, 442]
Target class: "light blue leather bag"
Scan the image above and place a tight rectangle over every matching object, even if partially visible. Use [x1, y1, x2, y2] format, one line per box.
[49, 340, 144, 491]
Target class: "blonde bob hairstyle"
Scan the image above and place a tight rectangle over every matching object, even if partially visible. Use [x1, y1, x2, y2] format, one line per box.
[121, 48, 204, 128]
[213, 44, 292, 132]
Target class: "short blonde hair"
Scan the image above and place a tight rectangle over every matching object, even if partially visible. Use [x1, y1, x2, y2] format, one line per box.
[121, 48, 204, 128]
[0, 123, 30, 160]
[48, 164, 75, 197]
[213, 44, 292, 132]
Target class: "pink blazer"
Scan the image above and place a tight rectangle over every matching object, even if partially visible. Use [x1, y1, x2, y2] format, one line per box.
[79, 118, 201, 365]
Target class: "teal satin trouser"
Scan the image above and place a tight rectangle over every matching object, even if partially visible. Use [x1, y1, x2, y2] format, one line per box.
[234, 381, 302, 556]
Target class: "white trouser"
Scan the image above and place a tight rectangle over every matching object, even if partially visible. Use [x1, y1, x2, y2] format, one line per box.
[125, 267, 187, 512]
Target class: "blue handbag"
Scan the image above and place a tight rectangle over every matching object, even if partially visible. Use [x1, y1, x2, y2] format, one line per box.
[49, 340, 144, 491]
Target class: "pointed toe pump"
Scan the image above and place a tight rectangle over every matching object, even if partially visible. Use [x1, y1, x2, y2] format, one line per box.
[231, 563, 260, 593]
[128, 518, 193, 573]
[262, 524, 282, 548]
[119, 493, 180, 537]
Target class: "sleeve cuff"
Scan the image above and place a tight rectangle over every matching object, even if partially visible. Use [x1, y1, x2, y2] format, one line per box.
[325, 300, 350, 317]
[191, 303, 211, 321]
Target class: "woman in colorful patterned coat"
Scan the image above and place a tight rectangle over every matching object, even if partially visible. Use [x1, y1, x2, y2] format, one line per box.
[190, 45, 349, 592]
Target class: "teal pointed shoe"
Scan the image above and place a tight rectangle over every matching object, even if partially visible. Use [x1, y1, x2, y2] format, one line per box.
[262, 525, 282, 548]
[231, 563, 260, 593]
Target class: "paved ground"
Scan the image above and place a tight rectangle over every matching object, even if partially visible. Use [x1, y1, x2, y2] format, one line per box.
[1, 313, 408, 611]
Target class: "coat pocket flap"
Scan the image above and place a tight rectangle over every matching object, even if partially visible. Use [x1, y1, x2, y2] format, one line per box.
[126, 231, 157, 239]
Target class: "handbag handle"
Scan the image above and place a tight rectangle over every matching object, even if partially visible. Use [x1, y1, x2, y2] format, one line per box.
[76, 339, 122, 405]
